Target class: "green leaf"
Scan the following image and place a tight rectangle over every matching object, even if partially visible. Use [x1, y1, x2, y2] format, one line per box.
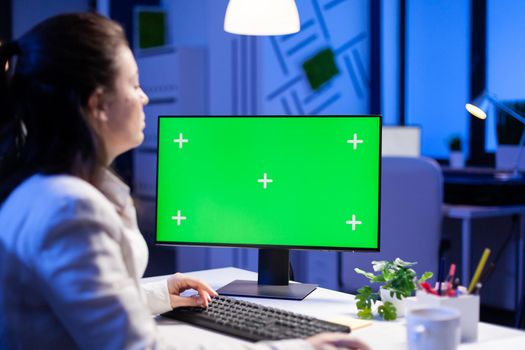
[355, 286, 371, 310]
[382, 268, 395, 281]
[355, 296, 370, 310]
[357, 308, 374, 320]
[371, 275, 386, 283]
[357, 285, 373, 295]
[378, 301, 397, 321]
[355, 286, 379, 310]
[418, 271, 433, 283]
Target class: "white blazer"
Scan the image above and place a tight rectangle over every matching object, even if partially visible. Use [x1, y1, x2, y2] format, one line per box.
[0, 171, 309, 350]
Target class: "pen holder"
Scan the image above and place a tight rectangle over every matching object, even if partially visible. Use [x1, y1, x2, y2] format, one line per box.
[407, 291, 479, 343]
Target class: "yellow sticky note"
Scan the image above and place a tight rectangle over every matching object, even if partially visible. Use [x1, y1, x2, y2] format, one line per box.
[328, 316, 373, 331]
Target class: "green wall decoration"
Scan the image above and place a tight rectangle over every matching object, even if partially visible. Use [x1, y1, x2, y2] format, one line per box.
[302, 48, 340, 91]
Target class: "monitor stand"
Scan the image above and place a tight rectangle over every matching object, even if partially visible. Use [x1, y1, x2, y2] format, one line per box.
[216, 248, 318, 300]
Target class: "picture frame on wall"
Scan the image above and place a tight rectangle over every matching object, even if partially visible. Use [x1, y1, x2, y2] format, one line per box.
[133, 6, 167, 51]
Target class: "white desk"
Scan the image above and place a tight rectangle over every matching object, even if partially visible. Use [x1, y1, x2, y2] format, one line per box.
[143, 267, 525, 349]
[443, 204, 525, 312]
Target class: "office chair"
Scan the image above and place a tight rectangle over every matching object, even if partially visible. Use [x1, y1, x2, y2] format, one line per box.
[340, 157, 444, 292]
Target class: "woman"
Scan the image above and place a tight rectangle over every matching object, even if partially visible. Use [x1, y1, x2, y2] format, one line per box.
[0, 12, 370, 350]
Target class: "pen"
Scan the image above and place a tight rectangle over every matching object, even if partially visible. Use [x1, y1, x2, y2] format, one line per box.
[468, 248, 491, 294]
[445, 263, 456, 292]
[442, 264, 456, 295]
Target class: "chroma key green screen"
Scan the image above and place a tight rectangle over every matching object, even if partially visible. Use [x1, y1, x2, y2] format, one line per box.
[156, 116, 381, 251]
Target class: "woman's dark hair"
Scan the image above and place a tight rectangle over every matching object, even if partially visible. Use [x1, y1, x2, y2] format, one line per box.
[0, 12, 128, 202]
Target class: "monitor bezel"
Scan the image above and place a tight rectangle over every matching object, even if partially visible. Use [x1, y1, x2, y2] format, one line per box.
[154, 115, 381, 252]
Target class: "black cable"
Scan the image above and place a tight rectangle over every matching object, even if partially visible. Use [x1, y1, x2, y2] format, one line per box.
[475, 214, 523, 328]
[479, 214, 517, 286]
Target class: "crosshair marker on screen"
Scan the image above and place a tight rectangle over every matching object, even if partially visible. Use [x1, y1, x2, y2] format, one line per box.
[173, 133, 188, 149]
[257, 173, 273, 189]
[346, 214, 362, 231]
[171, 210, 187, 226]
[347, 133, 364, 150]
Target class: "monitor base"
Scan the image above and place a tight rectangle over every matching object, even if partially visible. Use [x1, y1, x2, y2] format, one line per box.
[217, 280, 317, 300]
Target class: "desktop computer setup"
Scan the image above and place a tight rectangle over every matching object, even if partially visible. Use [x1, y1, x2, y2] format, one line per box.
[155, 115, 381, 340]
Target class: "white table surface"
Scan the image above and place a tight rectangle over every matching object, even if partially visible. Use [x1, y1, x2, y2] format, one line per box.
[143, 267, 525, 349]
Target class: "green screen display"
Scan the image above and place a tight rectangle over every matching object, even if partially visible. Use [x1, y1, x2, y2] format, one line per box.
[156, 116, 381, 250]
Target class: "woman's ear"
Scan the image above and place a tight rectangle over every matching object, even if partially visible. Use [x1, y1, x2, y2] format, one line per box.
[87, 87, 109, 123]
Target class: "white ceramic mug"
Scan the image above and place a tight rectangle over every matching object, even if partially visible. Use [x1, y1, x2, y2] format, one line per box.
[407, 307, 461, 350]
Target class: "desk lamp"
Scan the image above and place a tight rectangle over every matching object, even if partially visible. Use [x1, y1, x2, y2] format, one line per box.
[466, 92, 525, 180]
[224, 0, 300, 36]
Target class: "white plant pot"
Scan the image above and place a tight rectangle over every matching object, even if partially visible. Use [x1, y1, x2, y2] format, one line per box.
[449, 151, 465, 169]
[380, 287, 406, 317]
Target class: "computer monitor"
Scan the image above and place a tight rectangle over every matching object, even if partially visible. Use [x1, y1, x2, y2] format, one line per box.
[156, 115, 381, 300]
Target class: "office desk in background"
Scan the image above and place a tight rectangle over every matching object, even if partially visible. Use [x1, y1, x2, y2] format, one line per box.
[143, 267, 525, 349]
[443, 204, 525, 312]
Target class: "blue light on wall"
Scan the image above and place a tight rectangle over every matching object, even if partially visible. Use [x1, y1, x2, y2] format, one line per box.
[261, 0, 370, 116]
[487, 0, 525, 152]
[406, 0, 470, 158]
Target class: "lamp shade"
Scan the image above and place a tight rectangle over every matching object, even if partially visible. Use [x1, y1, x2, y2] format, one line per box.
[465, 94, 491, 120]
[224, 0, 300, 36]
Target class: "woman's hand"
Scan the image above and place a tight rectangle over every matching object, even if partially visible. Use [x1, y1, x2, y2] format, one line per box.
[166, 275, 371, 349]
[306, 333, 372, 350]
[167, 272, 218, 309]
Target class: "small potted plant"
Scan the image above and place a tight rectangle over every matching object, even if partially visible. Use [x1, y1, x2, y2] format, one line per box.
[354, 258, 433, 320]
[448, 135, 464, 168]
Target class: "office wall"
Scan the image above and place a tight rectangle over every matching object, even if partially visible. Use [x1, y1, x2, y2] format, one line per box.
[163, 0, 371, 117]
[260, 0, 370, 116]
[380, 0, 400, 125]
[487, 0, 525, 100]
[163, 0, 208, 47]
[406, 0, 470, 159]
[485, 0, 525, 151]
[12, 0, 90, 39]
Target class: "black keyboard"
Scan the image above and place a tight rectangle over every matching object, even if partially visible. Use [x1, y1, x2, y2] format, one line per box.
[161, 295, 350, 342]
